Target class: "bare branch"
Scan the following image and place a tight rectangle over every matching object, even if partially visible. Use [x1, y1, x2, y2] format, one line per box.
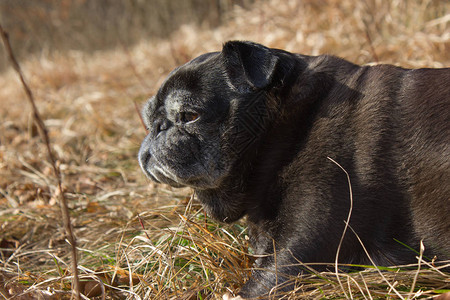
[0, 24, 81, 300]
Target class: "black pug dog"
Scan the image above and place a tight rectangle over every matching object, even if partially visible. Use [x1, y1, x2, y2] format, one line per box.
[139, 41, 449, 299]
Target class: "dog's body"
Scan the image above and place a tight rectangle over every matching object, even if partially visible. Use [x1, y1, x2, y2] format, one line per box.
[139, 41, 450, 298]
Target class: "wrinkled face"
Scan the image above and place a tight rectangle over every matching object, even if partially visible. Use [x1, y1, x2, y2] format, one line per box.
[139, 41, 284, 195]
[138, 52, 234, 189]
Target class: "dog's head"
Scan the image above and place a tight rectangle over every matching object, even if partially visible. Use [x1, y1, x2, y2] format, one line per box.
[138, 41, 291, 190]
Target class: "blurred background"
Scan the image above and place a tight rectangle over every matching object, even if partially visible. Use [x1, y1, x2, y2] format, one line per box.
[1, 0, 448, 71]
[0, 0, 252, 70]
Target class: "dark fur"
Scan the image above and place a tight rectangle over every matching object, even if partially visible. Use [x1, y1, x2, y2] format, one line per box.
[139, 41, 450, 298]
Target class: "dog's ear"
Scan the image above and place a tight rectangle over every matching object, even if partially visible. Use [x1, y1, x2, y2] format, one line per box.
[222, 41, 279, 91]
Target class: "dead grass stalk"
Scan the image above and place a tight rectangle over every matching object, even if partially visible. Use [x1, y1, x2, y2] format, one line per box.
[0, 24, 81, 299]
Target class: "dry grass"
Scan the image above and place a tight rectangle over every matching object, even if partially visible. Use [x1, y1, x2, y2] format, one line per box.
[0, 0, 251, 71]
[0, 0, 449, 299]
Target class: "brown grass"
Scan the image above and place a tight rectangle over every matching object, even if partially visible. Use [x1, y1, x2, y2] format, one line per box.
[0, 0, 251, 71]
[0, 0, 449, 299]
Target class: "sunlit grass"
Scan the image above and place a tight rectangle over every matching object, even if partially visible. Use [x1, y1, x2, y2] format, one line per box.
[0, 0, 449, 298]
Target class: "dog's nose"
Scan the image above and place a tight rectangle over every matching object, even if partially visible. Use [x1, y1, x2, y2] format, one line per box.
[138, 136, 162, 184]
[138, 137, 151, 171]
[156, 119, 171, 136]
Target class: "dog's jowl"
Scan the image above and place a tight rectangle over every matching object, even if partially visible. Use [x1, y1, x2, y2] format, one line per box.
[139, 41, 449, 298]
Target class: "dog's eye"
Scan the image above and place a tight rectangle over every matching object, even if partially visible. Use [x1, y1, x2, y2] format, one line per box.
[180, 112, 200, 123]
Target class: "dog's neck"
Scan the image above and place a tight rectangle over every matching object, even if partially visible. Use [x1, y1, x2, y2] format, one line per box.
[195, 55, 340, 224]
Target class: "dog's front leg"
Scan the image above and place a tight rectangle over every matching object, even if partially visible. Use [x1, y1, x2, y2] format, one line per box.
[222, 293, 244, 300]
[234, 253, 301, 299]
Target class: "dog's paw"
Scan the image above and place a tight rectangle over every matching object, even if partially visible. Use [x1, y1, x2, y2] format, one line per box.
[222, 292, 244, 300]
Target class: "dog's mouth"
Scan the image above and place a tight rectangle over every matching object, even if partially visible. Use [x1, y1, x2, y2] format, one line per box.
[139, 152, 220, 189]
[147, 168, 185, 188]
[139, 151, 185, 187]
[138, 135, 228, 190]
[147, 166, 220, 189]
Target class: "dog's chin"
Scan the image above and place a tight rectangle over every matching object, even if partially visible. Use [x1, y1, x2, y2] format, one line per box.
[173, 177, 222, 190]
[155, 176, 185, 188]
[142, 169, 182, 187]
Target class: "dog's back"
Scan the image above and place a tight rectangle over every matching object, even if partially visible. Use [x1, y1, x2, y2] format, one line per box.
[397, 68, 450, 258]
[269, 59, 450, 264]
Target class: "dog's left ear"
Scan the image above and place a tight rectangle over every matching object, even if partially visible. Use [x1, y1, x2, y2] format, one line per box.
[221, 41, 279, 91]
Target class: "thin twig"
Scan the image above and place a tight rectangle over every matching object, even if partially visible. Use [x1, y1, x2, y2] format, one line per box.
[346, 223, 405, 300]
[327, 156, 353, 300]
[408, 240, 425, 299]
[134, 100, 149, 134]
[137, 214, 151, 241]
[359, 272, 373, 300]
[362, 20, 379, 63]
[0, 24, 81, 300]
[270, 238, 278, 297]
[117, 38, 151, 93]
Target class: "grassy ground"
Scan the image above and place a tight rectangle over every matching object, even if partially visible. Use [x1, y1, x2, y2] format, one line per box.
[0, 0, 449, 299]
